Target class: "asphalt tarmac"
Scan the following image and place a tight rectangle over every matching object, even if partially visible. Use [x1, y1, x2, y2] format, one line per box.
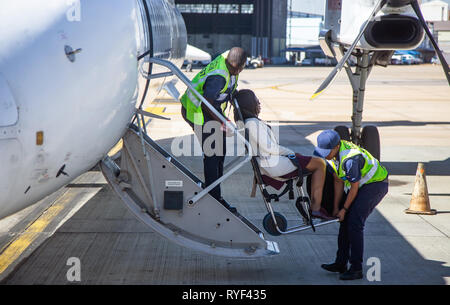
[0, 64, 449, 285]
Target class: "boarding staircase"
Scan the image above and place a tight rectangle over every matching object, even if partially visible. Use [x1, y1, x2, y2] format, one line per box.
[100, 58, 280, 258]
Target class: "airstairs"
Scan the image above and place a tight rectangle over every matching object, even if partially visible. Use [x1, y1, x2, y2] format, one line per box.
[100, 58, 280, 258]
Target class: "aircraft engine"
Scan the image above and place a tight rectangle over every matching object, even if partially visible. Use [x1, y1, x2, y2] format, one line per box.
[363, 14, 424, 49]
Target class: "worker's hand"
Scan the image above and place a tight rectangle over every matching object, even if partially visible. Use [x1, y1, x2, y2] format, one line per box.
[333, 207, 340, 217]
[221, 120, 234, 137]
[337, 209, 346, 222]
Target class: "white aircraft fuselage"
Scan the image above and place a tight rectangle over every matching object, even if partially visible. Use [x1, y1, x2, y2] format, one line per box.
[0, 0, 186, 219]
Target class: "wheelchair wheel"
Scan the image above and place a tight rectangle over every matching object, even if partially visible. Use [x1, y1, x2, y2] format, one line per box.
[361, 125, 380, 161]
[263, 212, 287, 236]
[334, 125, 351, 141]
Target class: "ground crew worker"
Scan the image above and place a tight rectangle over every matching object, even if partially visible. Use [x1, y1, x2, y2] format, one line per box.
[314, 129, 389, 280]
[180, 47, 247, 212]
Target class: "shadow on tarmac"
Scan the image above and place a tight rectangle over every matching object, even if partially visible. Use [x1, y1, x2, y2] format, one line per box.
[157, 120, 450, 176]
[272, 122, 450, 176]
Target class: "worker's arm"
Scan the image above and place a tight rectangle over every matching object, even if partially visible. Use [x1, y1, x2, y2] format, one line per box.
[333, 172, 344, 217]
[337, 181, 359, 222]
[336, 155, 365, 221]
[201, 98, 226, 123]
[201, 75, 228, 124]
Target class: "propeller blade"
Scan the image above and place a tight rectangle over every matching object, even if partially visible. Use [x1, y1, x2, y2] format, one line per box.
[311, 0, 387, 100]
[410, 0, 450, 85]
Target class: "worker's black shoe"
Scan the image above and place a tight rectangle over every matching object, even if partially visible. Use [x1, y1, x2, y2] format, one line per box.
[219, 198, 237, 214]
[339, 269, 363, 280]
[227, 206, 237, 214]
[321, 263, 347, 274]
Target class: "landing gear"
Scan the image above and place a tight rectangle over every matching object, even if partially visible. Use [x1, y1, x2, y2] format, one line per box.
[361, 125, 380, 160]
[333, 125, 381, 160]
[333, 50, 381, 160]
[334, 125, 351, 141]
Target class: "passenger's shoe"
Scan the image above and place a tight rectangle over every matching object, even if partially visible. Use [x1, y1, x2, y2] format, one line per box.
[339, 269, 363, 280]
[321, 262, 348, 274]
[311, 208, 335, 220]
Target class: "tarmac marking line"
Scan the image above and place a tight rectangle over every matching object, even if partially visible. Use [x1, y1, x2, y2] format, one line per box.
[0, 191, 76, 275]
[107, 106, 166, 156]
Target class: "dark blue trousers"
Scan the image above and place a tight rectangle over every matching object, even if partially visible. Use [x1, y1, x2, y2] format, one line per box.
[201, 127, 226, 201]
[182, 106, 225, 201]
[335, 180, 389, 271]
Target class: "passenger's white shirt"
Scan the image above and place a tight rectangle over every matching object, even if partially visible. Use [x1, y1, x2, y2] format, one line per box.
[245, 118, 297, 177]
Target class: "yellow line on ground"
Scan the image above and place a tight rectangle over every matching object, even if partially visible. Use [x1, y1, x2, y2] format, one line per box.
[108, 139, 123, 157]
[144, 106, 166, 115]
[254, 83, 311, 95]
[0, 191, 76, 274]
[157, 112, 178, 116]
[107, 106, 167, 156]
[152, 98, 179, 104]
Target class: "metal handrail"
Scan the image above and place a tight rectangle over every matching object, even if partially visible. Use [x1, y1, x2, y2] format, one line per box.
[147, 57, 253, 205]
[280, 218, 339, 235]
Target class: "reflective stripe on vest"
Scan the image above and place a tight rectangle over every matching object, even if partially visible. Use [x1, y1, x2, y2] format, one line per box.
[180, 50, 237, 125]
[186, 68, 229, 107]
[328, 140, 387, 193]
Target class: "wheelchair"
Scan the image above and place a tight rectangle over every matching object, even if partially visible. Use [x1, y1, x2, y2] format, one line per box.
[232, 98, 338, 236]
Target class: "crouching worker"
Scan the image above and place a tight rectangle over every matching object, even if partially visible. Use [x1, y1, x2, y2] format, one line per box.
[314, 129, 389, 280]
[234, 89, 333, 220]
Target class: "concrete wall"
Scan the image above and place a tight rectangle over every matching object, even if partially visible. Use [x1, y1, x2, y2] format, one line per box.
[290, 0, 325, 16]
[422, 0, 449, 21]
[179, 0, 287, 61]
[287, 17, 323, 47]
[270, 0, 288, 62]
[187, 34, 252, 58]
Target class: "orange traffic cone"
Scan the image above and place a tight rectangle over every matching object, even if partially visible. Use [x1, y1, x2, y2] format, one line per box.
[405, 163, 436, 215]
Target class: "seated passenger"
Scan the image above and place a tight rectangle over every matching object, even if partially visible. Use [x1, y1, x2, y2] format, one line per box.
[234, 89, 333, 220]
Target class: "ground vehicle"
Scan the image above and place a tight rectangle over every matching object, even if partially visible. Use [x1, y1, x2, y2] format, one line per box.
[391, 54, 403, 64]
[431, 56, 440, 65]
[401, 54, 422, 64]
[315, 57, 334, 66]
[247, 56, 264, 69]
[300, 58, 313, 66]
[402, 54, 415, 64]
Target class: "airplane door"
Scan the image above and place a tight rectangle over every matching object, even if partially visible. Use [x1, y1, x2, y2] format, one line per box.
[0, 73, 22, 203]
[0, 73, 18, 127]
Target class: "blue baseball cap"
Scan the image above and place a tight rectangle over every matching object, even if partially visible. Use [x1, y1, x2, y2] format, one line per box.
[314, 129, 341, 158]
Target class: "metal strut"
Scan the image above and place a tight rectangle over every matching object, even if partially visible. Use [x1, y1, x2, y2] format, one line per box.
[349, 50, 371, 145]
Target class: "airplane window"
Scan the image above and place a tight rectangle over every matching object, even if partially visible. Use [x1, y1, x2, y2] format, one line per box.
[218, 4, 239, 14]
[241, 4, 254, 14]
[177, 4, 216, 14]
[177, 3, 253, 15]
